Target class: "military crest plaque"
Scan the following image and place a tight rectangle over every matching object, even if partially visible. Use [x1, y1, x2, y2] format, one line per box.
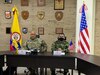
[22, 28, 28, 34]
[5, 11, 11, 19]
[37, 11, 45, 20]
[55, 11, 63, 21]
[21, 11, 29, 20]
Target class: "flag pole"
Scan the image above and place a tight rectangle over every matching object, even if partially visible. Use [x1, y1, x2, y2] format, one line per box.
[16, 49, 18, 54]
[79, 1, 85, 13]
[15, 48, 18, 55]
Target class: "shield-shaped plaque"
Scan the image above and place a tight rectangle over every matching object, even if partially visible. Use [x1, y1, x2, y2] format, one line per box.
[55, 11, 63, 21]
[37, 11, 45, 20]
[21, 11, 29, 20]
[21, 0, 29, 6]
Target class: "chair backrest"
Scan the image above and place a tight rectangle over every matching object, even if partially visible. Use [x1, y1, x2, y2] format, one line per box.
[36, 34, 40, 38]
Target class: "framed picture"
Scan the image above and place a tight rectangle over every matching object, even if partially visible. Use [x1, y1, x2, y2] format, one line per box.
[37, 0, 45, 6]
[5, 11, 11, 19]
[21, 0, 29, 6]
[5, 0, 12, 4]
[55, 28, 63, 34]
[38, 27, 44, 35]
[54, 0, 64, 10]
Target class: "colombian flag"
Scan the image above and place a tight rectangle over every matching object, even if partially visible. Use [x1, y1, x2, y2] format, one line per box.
[10, 6, 22, 52]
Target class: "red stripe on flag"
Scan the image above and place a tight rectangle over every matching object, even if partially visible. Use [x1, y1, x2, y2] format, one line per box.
[81, 29, 90, 51]
[80, 40, 87, 54]
[10, 45, 14, 51]
[85, 28, 89, 37]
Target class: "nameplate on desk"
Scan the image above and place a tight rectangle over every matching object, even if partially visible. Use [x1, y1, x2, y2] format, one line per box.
[53, 51, 65, 55]
[18, 50, 30, 55]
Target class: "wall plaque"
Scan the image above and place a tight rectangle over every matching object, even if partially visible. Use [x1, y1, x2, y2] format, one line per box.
[22, 28, 28, 34]
[55, 11, 63, 21]
[21, 0, 29, 6]
[5, 11, 11, 19]
[54, 0, 64, 10]
[37, 11, 45, 20]
[37, 0, 45, 6]
[38, 27, 44, 35]
[21, 11, 29, 20]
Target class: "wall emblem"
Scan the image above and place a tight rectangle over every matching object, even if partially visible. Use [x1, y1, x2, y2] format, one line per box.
[22, 28, 28, 34]
[11, 32, 21, 42]
[37, 11, 45, 20]
[21, 11, 29, 20]
[55, 11, 63, 21]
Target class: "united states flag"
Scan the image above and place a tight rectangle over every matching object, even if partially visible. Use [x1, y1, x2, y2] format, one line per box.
[68, 40, 75, 50]
[78, 4, 90, 54]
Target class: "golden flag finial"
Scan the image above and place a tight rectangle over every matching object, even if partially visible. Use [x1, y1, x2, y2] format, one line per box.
[12, 5, 19, 15]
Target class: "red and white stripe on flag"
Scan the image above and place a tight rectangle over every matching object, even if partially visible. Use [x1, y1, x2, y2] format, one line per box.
[78, 4, 90, 54]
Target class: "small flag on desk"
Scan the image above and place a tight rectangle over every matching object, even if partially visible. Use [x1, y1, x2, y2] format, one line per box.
[68, 40, 75, 50]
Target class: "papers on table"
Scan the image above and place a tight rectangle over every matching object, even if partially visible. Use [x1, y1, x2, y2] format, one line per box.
[53, 51, 65, 55]
[18, 50, 65, 55]
[18, 50, 31, 55]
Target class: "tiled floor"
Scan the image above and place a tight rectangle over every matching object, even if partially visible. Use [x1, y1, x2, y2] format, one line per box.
[3, 67, 85, 75]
